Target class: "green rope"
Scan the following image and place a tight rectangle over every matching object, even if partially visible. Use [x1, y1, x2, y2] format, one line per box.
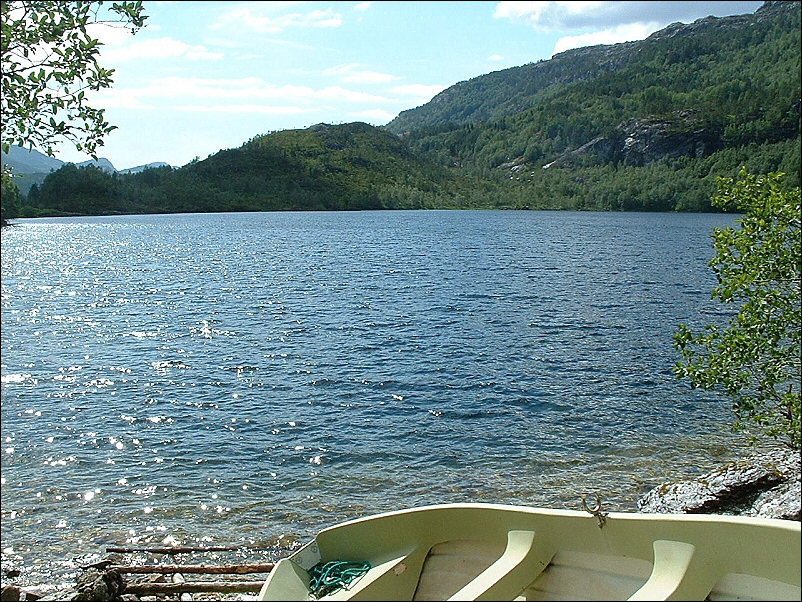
[308, 560, 371, 599]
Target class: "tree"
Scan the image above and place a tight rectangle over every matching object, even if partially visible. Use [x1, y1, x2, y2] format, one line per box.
[1, 1, 147, 159]
[674, 168, 801, 449]
[1, 167, 21, 225]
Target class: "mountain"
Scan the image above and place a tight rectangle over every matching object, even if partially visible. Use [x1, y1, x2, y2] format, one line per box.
[1, 146, 171, 194]
[77, 157, 117, 173]
[25, 122, 489, 215]
[385, 1, 799, 136]
[119, 162, 171, 174]
[382, 0, 800, 210]
[9, 1, 800, 218]
[1, 145, 64, 173]
[1, 146, 66, 195]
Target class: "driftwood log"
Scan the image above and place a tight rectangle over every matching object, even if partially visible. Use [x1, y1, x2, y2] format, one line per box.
[54, 550, 277, 600]
[105, 546, 244, 555]
[110, 563, 274, 575]
[123, 580, 264, 595]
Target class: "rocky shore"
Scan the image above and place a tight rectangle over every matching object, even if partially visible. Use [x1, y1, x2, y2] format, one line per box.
[637, 446, 801, 521]
[3, 447, 799, 601]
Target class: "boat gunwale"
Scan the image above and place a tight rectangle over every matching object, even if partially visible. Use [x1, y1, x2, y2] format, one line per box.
[316, 502, 802, 533]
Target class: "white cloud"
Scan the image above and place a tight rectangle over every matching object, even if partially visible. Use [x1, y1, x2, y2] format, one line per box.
[174, 105, 315, 115]
[212, 7, 343, 34]
[391, 84, 447, 101]
[316, 86, 390, 103]
[92, 88, 152, 109]
[352, 108, 395, 122]
[354, 2, 372, 12]
[345, 71, 397, 84]
[553, 22, 658, 54]
[101, 37, 223, 62]
[133, 77, 317, 101]
[494, 1, 762, 56]
[495, 1, 573, 31]
[494, 1, 651, 32]
[488, 54, 505, 61]
[236, 53, 267, 61]
[92, 77, 393, 114]
[325, 63, 399, 84]
[493, 1, 760, 31]
[87, 22, 141, 47]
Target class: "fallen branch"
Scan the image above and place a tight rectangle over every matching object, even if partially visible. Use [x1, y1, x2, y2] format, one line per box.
[124, 580, 265, 595]
[112, 563, 274, 575]
[106, 545, 244, 554]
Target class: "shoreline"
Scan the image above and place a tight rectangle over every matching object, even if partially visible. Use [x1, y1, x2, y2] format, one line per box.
[3, 447, 798, 601]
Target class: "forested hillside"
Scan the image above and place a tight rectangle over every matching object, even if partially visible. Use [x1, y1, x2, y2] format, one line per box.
[12, 1, 801, 218]
[24, 122, 498, 215]
[391, 0, 800, 210]
[386, 2, 799, 137]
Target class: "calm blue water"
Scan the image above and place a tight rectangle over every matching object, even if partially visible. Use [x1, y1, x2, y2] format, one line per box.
[1, 210, 758, 592]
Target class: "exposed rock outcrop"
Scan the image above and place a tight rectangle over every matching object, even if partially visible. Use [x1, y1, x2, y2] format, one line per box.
[638, 447, 801, 520]
[538, 110, 721, 170]
[615, 114, 718, 166]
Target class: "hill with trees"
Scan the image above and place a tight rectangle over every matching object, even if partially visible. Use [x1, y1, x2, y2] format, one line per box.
[23, 122, 498, 216]
[9, 1, 801, 218]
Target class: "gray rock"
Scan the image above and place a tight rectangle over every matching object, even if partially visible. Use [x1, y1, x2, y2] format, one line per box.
[71, 567, 124, 602]
[1, 586, 22, 601]
[748, 480, 802, 521]
[638, 447, 801, 520]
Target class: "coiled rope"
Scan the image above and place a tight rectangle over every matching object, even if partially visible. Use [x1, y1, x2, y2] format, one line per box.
[309, 560, 371, 599]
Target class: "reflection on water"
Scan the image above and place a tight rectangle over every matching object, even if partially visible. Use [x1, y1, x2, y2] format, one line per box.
[1, 210, 760, 593]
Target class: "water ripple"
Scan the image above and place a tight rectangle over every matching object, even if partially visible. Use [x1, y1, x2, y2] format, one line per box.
[2, 210, 755, 593]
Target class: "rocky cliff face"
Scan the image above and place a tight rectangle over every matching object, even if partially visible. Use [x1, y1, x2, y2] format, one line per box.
[638, 447, 801, 521]
[647, 0, 799, 43]
[613, 113, 718, 166]
[539, 110, 720, 169]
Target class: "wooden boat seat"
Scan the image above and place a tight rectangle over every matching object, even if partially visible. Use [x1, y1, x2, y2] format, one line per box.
[310, 530, 553, 601]
[446, 530, 554, 601]
[627, 540, 696, 601]
[706, 573, 802, 601]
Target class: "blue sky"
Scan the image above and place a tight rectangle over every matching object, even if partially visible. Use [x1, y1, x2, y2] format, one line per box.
[58, 1, 763, 170]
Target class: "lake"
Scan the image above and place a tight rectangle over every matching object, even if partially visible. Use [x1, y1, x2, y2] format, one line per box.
[0, 209, 759, 594]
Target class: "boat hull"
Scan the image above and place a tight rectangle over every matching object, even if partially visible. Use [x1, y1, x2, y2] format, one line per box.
[257, 503, 801, 601]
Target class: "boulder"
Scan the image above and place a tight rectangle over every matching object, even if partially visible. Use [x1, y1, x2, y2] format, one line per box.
[637, 447, 801, 520]
[70, 567, 124, 602]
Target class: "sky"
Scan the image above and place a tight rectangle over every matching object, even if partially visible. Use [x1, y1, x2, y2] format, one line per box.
[53, 0, 764, 170]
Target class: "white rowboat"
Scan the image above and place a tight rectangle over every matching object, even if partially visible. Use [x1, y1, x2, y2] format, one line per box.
[257, 502, 801, 601]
